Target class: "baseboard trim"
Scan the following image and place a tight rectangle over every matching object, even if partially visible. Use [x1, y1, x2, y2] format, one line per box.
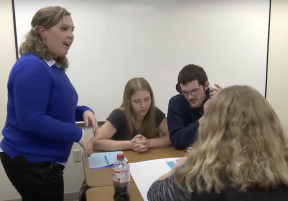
[5, 192, 79, 201]
[64, 192, 79, 201]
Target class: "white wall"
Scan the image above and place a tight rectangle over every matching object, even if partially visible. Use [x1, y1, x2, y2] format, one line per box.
[0, 1, 18, 200]
[266, 0, 288, 131]
[1, 0, 288, 200]
[13, 0, 270, 121]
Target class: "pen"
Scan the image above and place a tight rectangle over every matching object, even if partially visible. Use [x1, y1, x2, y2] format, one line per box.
[104, 155, 109, 165]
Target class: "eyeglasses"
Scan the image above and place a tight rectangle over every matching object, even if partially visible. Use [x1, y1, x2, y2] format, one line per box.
[181, 88, 200, 97]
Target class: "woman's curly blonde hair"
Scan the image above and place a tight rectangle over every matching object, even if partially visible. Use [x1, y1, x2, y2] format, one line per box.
[19, 6, 71, 71]
[174, 85, 288, 193]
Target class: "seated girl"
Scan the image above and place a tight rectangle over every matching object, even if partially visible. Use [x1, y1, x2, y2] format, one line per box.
[147, 85, 288, 201]
[92, 77, 171, 152]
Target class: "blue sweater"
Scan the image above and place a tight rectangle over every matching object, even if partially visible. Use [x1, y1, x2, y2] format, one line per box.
[167, 85, 209, 150]
[0, 53, 90, 163]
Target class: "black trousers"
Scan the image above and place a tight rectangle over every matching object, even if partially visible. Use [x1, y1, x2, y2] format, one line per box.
[0, 152, 65, 201]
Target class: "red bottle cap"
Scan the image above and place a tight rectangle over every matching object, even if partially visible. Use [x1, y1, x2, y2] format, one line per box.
[117, 153, 124, 160]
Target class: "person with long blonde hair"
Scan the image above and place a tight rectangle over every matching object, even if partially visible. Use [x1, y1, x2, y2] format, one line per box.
[147, 85, 288, 201]
[92, 77, 171, 152]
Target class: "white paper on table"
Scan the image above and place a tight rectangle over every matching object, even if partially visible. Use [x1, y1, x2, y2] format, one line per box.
[129, 157, 179, 201]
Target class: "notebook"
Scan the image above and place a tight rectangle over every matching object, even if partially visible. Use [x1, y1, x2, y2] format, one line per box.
[88, 151, 128, 169]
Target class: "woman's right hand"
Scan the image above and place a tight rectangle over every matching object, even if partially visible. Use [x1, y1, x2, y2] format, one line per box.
[79, 137, 93, 158]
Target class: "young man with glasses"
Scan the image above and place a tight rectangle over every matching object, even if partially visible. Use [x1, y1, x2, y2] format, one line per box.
[167, 64, 221, 150]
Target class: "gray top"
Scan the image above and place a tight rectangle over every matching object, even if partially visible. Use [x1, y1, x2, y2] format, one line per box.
[106, 107, 165, 140]
[147, 172, 288, 201]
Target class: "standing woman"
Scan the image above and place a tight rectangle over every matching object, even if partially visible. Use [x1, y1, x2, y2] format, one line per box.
[0, 6, 97, 201]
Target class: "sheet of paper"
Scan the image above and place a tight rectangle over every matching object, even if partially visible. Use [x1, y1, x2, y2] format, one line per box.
[88, 151, 125, 169]
[129, 157, 179, 201]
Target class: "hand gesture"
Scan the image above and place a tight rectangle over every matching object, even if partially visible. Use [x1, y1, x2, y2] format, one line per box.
[79, 137, 93, 158]
[83, 110, 98, 136]
[209, 84, 222, 98]
[131, 134, 149, 153]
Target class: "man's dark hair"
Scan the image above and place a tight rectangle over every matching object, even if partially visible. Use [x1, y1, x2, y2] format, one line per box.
[178, 64, 208, 86]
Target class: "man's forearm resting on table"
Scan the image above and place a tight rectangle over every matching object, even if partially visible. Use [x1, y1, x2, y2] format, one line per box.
[169, 122, 199, 150]
[148, 135, 171, 148]
[93, 139, 131, 151]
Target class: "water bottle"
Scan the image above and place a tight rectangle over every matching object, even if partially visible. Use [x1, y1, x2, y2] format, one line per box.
[112, 153, 130, 201]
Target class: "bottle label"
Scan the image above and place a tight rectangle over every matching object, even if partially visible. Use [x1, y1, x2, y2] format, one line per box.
[112, 170, 130, 184]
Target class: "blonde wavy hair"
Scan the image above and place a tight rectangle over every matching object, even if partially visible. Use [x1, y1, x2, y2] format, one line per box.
[119, 77, 158, 139]
[19, 6, 71, 71]
[174, 85, 288, 193]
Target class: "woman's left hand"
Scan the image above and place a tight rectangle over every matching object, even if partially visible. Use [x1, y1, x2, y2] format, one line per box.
[83, 111, 98, 136]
